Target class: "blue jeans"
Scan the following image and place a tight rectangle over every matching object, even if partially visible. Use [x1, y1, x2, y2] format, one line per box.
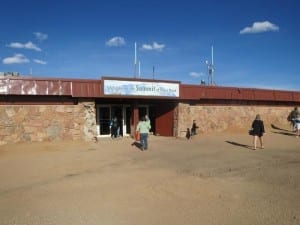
[140, 133, 148, 150]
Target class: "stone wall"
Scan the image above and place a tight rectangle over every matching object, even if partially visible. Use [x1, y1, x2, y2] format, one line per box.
[0, 100, 296, 145]
[0, 100, 97, 145]
[176, 103, 294, 137]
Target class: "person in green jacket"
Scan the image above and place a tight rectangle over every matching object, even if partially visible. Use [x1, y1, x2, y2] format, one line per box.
[288, 107, 299, 132]
[136, 116, 151, 150]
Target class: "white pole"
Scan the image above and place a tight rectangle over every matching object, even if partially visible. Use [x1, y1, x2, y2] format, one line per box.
[134, 42, 137, 65]
[134, 42, 137, 78]
[211, 45, 214, 65]
[211, 45, 214, 85]
[138, 60, 141, 78]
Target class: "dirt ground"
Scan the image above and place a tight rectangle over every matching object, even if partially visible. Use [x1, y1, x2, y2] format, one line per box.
[0, 124, 299, 225]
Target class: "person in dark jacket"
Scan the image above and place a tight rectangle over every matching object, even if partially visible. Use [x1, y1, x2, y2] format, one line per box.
[186, 128, 191, 140]
[191, 120, 199, 136]
[111, 116, 118, 139]
[251, 114, 265, 150]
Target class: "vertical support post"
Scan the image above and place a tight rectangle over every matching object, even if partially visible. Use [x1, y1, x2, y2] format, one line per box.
[131, 101, 139, 137]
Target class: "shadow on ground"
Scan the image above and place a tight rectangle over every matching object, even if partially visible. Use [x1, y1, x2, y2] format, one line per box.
[131, 141, 143, 151]
[271, 124, 296, 136]
[225, 141, 252, 150]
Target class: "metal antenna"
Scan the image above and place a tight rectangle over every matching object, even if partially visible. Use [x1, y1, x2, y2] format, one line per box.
[211, 45, 214, 65]
[211, 45, 214, 85]
[134, 42, 137, 78]
[205, 45, 215, 85]
[138, 60, 141, 78]
[152, 66, 155, 79]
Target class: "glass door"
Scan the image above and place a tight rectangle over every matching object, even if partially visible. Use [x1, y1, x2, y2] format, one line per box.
[98, 106, 111, 136]
[111, 106, 123, 137]
[96, 104, 133, 137]
[125, 106, 131, 135]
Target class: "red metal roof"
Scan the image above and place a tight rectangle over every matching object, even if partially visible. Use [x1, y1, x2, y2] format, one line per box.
[0, 76, 299, 102]
[0, 76, 100, 97]
[180, 84, 300, 102]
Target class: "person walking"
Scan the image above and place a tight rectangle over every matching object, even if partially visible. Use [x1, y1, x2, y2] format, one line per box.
[136, 116, 151, 151]
[288, 107, 299, 132]
[295, 113, 300, 138]
[111, 116, 118, 139]
[191, 120, 199, 136]
[250, 114, 265, 150]
[186, 128, 191, 140]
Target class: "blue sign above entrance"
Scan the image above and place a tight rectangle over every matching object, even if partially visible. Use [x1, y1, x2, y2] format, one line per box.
[104, 80, 179, 97]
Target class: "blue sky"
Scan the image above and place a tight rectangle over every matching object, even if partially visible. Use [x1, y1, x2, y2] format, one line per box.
[1, 0, 299, 91]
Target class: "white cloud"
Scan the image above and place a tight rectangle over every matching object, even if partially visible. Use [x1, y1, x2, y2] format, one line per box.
[2, 54, 30, 64]
[141, 44, 153, 50]
[6, 41, 42, 51]
[240, 21, 279, 34]
[33, 59, 47, 65]
[189, 72, 205, 78]
[142, 42, 165, 51]
[106, 36, 126, 46]
[33, 32, 48, 41]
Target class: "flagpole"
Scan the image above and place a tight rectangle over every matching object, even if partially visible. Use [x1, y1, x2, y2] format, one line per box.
[138, 61, 141, 78]
[134, 42, 137, 78]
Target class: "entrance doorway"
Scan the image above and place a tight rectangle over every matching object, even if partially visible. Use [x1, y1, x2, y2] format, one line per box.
[96, 105, 131, 137]
[96, 102, 174, 137]
[96, 104, 159, 137]
[98, 106, 110, 135]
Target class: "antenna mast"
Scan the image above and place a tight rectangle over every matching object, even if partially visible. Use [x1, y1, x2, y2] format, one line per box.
[134, 42, 137, 78]
[152, 66, 155, 79]
[211, 45, 214, 65]
[138, 60, 141, 78]
[211, 45, 214, 85]
[206, 45, 215, 85]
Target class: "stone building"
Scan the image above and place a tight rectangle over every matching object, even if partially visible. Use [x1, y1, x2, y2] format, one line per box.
[0, 76, 299, 145]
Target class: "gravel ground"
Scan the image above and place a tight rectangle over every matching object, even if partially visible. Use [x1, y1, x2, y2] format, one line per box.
[0, 125, 299, 225]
